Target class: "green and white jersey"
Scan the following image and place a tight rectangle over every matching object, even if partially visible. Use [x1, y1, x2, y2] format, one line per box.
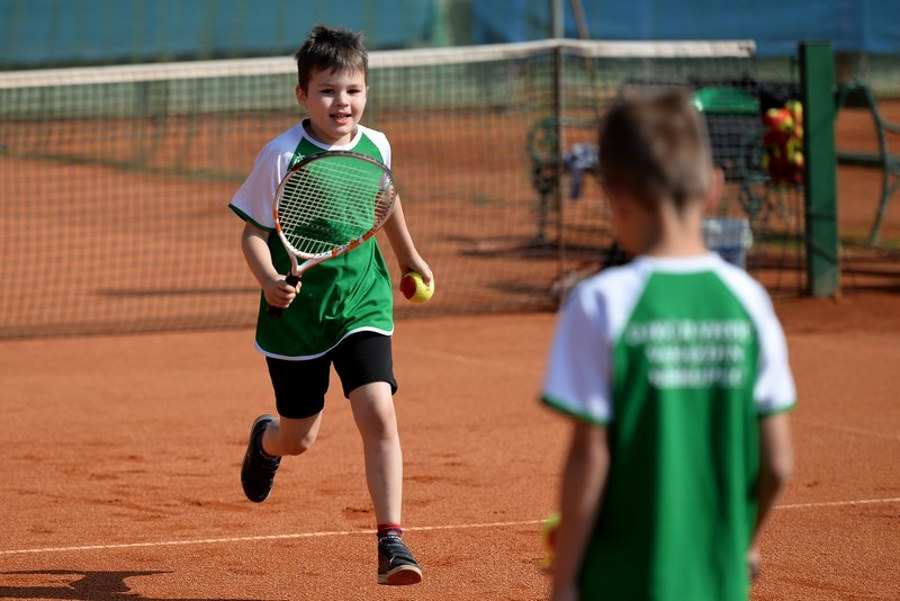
[542, 253, 795, 601]
[229, 120, 394, 359]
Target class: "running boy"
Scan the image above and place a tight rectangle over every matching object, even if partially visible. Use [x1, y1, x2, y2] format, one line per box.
[541, 90, 795, 601]
[229, 25, 430, 586]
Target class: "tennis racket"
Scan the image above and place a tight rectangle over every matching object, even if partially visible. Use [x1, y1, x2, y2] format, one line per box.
[268, 151, 398, 318]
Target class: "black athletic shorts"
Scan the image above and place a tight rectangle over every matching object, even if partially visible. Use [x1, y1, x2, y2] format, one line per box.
[265, 331, 397, 419]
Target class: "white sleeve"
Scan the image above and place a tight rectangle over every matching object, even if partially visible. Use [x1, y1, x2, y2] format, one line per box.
[228, 143, 291, 230]
[381, 138, 392, 170]
[541, 286, 613, 424]
[753, 295, 797, 414]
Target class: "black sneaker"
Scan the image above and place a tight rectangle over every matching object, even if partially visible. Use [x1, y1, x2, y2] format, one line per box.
[377, 535, 423, 585]
[240, 414, 281, 503]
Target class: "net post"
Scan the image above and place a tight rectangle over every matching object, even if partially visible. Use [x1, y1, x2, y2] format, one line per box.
[800, 40, 840, 297]
[553, 43, 567, 301]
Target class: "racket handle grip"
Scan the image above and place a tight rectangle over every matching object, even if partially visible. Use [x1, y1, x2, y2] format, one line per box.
[266, 274, 301, 319]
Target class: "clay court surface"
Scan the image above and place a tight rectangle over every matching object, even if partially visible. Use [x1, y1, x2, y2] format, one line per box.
[1, 78, 898, 600]
[1, 287, 898, 601]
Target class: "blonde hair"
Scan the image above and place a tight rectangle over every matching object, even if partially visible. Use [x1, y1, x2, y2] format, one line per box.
[599, 89, 712, 212]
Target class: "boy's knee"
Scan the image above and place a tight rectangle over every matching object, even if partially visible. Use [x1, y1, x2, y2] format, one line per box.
[357, 407, 399, 441]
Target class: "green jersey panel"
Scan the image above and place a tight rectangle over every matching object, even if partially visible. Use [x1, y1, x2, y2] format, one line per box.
[230, 122, 395, 359]
[583, 272, 760, 601]
[541, 255, 796, 601]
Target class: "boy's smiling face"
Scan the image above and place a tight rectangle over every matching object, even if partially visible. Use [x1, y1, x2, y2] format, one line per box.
[296, 67, 368, 146]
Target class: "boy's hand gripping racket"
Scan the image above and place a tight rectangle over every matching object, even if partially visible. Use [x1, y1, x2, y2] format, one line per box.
[268, 151, 398, 318]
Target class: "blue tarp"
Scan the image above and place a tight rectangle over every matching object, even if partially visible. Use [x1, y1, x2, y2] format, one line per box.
[1, 0, 897, 67]
[0, 0, 435, 66]
[473, 0, 900, 56]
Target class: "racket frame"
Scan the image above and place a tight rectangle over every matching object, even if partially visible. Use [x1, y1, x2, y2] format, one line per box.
[268, 150, 398, 318]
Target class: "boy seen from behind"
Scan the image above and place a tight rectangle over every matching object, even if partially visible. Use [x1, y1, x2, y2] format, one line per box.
[229, 25, 431, 585]
[541, 90, 795, 601]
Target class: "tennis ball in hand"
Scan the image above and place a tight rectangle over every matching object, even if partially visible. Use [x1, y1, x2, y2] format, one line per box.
[540, 510, 561, 572]
[400, 271, 434, 303]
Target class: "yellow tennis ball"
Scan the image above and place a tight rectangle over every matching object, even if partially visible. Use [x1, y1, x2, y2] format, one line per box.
[540, 510, 561, 572]
[400, 271, 434, 303]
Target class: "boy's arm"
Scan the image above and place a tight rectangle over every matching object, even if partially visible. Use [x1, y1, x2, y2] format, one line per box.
[382, 195, 433, 284]
[551, 420, 609, 601]
[240, 221, 300, 310]
[750, 412, 793, 577]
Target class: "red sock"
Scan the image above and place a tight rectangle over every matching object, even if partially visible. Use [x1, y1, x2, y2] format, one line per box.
[377, 523, 403, 538]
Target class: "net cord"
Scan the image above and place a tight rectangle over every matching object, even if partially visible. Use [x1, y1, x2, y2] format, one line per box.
[0, 39, 756, 89]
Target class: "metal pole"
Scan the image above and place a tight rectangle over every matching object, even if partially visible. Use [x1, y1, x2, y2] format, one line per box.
[800, 41, 840, 297]
[552, 0, 566, 294]
[551, 0, 564, 39]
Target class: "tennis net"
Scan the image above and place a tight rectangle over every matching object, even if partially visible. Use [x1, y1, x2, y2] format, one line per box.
[0, 39, 802, 338]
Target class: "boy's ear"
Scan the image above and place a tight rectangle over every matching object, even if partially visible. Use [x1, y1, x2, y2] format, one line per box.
[703, 167, 725, 213]
[603, 185, 626, 220]
[295, 84, 307, 107]
[601, 183, 616, 208]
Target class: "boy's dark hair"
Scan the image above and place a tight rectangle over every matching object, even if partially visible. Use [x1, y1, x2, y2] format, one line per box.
[598, 89, 712, 212]
[294, 25, 368, 91]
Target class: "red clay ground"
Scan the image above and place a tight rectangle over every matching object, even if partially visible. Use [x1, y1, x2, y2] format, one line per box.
[1, 288, 898, 600]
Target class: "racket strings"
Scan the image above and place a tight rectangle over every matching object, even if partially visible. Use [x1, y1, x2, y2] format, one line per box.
[277, 158, 395, 256]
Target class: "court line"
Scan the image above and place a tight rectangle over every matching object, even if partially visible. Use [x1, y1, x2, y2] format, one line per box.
[0, 520, 542, 557]
[3, 497, 899, 557]
[792, 417, 900, 442]
[777, 497, 900, 510]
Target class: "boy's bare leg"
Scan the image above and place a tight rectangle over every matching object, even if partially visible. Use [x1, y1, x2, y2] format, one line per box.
[349, 381, 421, 584]
[348, 382, 402, 524]
[261, 413, 323, 457]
